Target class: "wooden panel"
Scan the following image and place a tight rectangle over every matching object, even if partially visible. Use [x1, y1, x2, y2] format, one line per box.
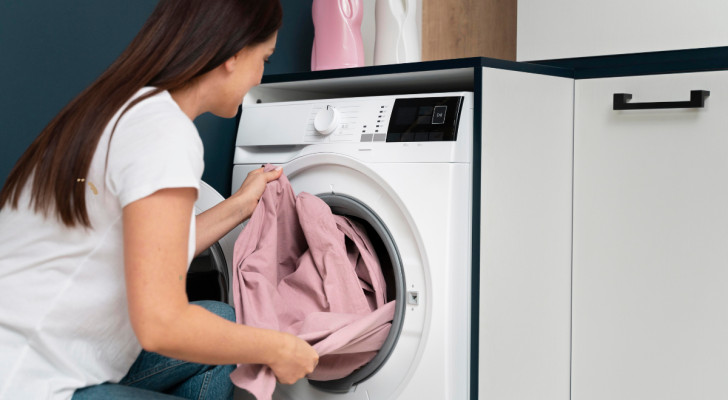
[423, 0, 516, 61]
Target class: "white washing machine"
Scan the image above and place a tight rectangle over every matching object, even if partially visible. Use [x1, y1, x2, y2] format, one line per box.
[230, 92, 475, 400]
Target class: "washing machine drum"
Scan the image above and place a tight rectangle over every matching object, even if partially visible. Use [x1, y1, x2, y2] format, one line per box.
[188, 181, 241, 304]
[307, 194, 405, 393]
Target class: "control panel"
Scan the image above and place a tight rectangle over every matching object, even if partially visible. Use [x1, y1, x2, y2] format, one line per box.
[237, 92, 472, 148]
[304, 99, 393, 144]
[303, 96, 464, 144]
[386, 96, 463, 142]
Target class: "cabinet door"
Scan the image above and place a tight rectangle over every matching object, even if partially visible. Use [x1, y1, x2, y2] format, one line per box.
[573, 70, 728, 400]
[518, 0, 728, 61]
[480, 67, 573, 400]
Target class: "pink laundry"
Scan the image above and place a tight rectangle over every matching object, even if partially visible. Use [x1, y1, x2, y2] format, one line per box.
[230, 166, 396, 400]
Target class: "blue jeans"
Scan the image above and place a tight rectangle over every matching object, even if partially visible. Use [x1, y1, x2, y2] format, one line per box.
[73, 301, 235, 400]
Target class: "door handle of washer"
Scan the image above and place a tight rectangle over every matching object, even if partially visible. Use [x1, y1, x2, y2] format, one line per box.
[613, 90, 710, 110]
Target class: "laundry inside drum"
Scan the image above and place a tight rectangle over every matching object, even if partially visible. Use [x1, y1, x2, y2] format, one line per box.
[308, 194, 406, 393]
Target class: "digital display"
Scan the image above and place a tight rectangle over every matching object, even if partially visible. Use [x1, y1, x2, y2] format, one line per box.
[386, 96, 464, 142]
[394, 106, 417, 125]
[418, 106, 433, 116]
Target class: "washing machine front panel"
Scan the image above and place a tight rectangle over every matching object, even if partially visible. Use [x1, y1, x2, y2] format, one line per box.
[233, 92, 474, 399]
[236, 155, 427, 400]
[233, 155, 471, 400]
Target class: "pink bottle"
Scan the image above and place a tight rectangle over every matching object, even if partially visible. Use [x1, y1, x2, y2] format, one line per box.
[311, 0, 364, 71]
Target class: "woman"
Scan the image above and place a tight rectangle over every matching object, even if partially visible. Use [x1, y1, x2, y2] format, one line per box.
[0, 0, 318, 399]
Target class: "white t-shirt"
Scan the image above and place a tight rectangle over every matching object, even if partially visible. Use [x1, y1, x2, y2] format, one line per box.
[0, 88, 203, 400]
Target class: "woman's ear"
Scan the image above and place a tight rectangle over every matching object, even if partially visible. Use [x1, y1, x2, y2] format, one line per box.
[223, 53, 239, 73]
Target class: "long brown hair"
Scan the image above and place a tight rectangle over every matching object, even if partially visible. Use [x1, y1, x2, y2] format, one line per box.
[0, 0, 281, 228]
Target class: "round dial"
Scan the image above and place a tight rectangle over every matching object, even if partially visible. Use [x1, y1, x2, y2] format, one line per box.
[313, 106, 340, 135]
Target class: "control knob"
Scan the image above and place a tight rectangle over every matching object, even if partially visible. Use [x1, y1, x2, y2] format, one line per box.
[314, 106, 340, 135]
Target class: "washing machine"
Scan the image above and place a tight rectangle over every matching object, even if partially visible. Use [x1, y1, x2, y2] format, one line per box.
[230, 91, 475, 399]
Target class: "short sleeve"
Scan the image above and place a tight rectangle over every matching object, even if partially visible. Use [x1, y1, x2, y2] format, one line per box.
[106, 95, 204, 208]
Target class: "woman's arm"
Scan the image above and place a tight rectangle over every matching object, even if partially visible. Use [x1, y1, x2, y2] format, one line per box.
[194, 167, 282, 255]
[123, 185, 317, 384]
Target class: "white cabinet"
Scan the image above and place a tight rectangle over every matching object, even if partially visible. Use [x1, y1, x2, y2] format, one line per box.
[518, 0, 728, 61]
[479, 67, 573, 400]
[572, 70, 728, 400]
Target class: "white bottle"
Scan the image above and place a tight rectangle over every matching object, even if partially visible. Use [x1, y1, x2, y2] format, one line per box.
[374, 0, 421, 65]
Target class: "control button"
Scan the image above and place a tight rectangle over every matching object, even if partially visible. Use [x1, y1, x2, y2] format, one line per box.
[415, 132, 429, 142]
[432, 106, 447, 124]
[373, 134, 387, 142]
[402, 132, 415, 142]
[360, 134, 373, 142]
[313, 106, 340, 135]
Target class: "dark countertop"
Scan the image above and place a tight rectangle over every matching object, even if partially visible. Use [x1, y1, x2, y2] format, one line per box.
[262, 46, 728, 84]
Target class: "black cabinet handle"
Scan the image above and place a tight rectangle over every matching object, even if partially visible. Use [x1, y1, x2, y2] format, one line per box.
[613, 90, 710, 110]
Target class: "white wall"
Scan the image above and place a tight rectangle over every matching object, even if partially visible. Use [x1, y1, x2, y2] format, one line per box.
[518, 0, 728, 61]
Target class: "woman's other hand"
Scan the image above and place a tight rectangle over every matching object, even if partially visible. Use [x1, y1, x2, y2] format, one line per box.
[269, 333, 319, 385]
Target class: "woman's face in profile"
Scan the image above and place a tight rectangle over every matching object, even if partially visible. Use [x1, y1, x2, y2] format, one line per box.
[216, 32, 278, 118]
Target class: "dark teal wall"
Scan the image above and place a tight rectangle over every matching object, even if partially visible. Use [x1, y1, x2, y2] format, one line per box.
[0, 0, 313, 197]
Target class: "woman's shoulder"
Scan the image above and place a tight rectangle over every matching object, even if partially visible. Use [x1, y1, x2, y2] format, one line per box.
[114, 88, 198, 140]
[107, 87, 201, 162]
[104, 88, 204, 204]
[122, 88, 190, 125]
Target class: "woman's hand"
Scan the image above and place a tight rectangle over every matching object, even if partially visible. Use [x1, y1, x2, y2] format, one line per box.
[269, 333, 319, 385]
[232, 166, 283, 220]
[194, 166, 282, 255]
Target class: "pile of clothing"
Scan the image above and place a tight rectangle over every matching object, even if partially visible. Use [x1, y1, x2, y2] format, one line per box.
[229, 166, 396, 399]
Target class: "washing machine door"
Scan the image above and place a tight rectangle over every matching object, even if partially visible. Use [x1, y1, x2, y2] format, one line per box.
[234, 154, 430, 400]
[189, 181, 242, 304]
